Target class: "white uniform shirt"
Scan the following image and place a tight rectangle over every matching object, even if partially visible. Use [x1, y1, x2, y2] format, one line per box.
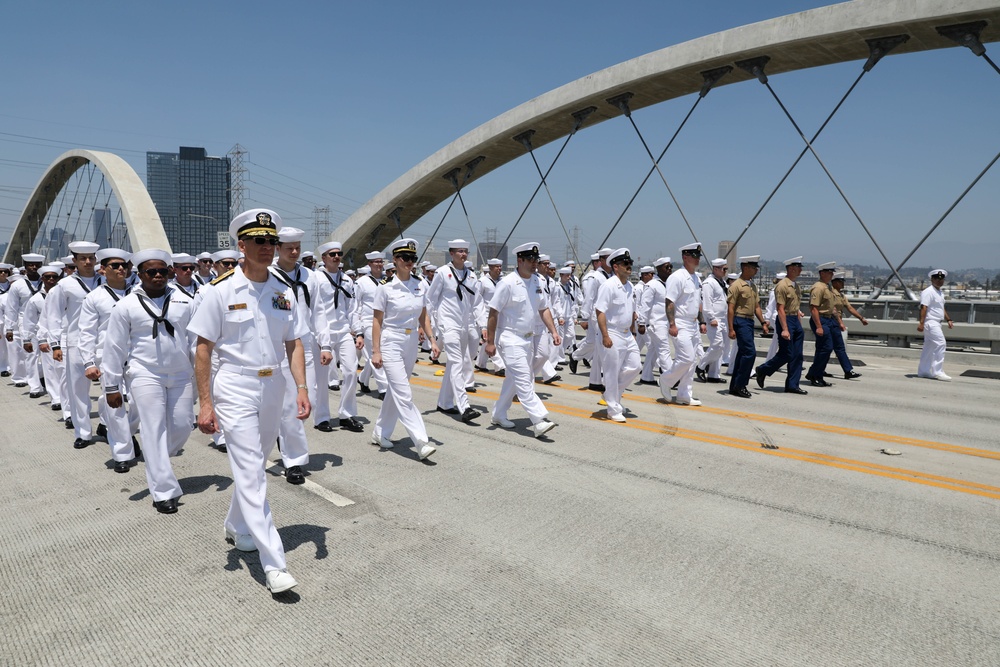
[640, 276, 668, 328]
[169, 279, 200, 300]
[920, 285, 946, 322]
[101, 287, 196, 390]
[3, 278, 42, 334]
[594, 275, 636, 333]
[269, 263, 325, 340]
[579, 268, 609, 321]
[187, 268, 307, 370]
[373, 276, 427, 332]
[20, 290, 50, 344]
[44, 274, 102, 347]
[702, 275, 728, 321]
[427, 262, 479, 329]
[313, 269, 359, 335]
[489, 271, 551, 337]
[353, 272, 385, 332]
[476, 275, 502, 330]
[664, 268, 702, 323]
[78, 285, 131, 367]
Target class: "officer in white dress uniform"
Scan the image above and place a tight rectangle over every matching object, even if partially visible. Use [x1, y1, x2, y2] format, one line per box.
[312, 240, 364, 433]
[917, 269, 954, 381]
[638, 257, 672, 385]
[79, 249, 140, 471]
[45, 241, 104, 448]
[0, 263, 12, 376]
[20, 266, 61, 401]
[595, 248, 642, 422]
[696, 258, 730, 384]
[555, 267, 577, 362]
[102, 249, 195, 511]
[571, 249, 612, 390]
[659, 243, 707, 405]
[356, 251, 389, 397]
[427, 240, 481, 423]
[474, 258, 506, 375]
[269, 227, 333, 482]
[369, 238, 439, 460]
[189, 209, 310, 595]
[485, 242, 560, 438]
[4, 253, 46, 388]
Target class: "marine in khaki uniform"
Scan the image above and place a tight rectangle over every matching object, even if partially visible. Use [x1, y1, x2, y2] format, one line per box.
[726, 256, 769, 398]
[804, 262, 838, 387]
[755, 257, 807, 394]
[829, 272, 866, 379]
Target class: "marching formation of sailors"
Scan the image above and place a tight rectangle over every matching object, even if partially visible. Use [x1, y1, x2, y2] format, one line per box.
[0, 204, 961, 594]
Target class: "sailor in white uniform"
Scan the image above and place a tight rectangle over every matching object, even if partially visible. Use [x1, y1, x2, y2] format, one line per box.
[369, 238, 439, 460]
[594, 249, 641, 422]
[20, 266, 62, 401]
[485, 242, 560, 438]
[4, 253, 46, 389]
[570, 248, 612, 391]
[696, 258, 730, 384]
[474, 258, 506, 376]
[102, 249, 195, 510]
[659, 243, 707, 406]
[0, 263, 12, 376]
[917, 269, 954, 381]
[356, 251, 389, 397]
[638, 257, 672, 385]
[188, 209, 309, 595]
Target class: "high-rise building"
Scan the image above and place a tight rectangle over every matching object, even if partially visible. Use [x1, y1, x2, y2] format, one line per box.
[718, 240, 737, 264]
[146, 147, 231, 254]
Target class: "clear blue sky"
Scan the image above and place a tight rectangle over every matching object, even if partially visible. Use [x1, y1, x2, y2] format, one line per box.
[1, 0, 998, 271]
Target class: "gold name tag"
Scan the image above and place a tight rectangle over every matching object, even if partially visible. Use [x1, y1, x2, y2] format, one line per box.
[257, 369, 273, 377]
[404, 328, 412, 334]
[228, 303, 248, 311]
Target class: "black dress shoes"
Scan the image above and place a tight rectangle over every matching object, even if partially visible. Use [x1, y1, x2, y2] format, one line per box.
[0, 371, 9, 377]
[461, 407, 481, 423]
[29, 391, 45, 399]
[113, 460, 129, 474]
[313, 421, 334, 432]
[377, 392, 386, 400]
[96, 423, 108, 438]
[436, 405, 460, 415]
[465, 386, 477, 393]
[543, 375, 561, 384]
[340, 416, 364, 432]
[707, 378, 727, 384]
[51, 403, 61, 411]
[785, 387, 808, 395]
[807, 377, 832, 387]
[695, 366, 707, 382]
[285, 465, 305, 485]
[568, 357, 578, 374]
[729, 388, 752, 398]
[637, 379, 658, 386]
[73, 438, 90, 449]
[588, 383, 606, 393]
[358, 384, 371, 394]
[132, 437, 143, 460]
[494, 369, 504, 378]
[844, 371, 862, 379]
[65, 418, 74, 429]
[153, 498, 178, 514]
[14, 381, 27, 387]
[755, 369, 766, 389]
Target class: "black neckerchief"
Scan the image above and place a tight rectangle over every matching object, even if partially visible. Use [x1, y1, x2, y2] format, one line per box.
[714, 275, 727, 291]
[599, 268, 609, 279]
[136, 288, 175, 339]
[368, 275, 379, 285]
[102, 285, 131, 302]
[271, 265, 311, 308]
[322, 271, 352, 309]
[561, 281, 575, 301]
[173, 282, 197, 299]
[25, 279, 41, 296]
[489, 276, 498, 287]
[194, 273, 213, 285]
[74, 274, 101, 293]
[452, 266, 474, 302]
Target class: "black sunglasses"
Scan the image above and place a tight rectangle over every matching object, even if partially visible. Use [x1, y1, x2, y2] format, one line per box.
[219, 260, 238, 268]
[105, 262, 127, 270]
[249, 237, 279, 246]
[175, 264, 195, 271]
[326, 251, 343, 258]
[396, 253, 418, 262]
[142, 268, 170, 277]
[199, 259, 213, 263]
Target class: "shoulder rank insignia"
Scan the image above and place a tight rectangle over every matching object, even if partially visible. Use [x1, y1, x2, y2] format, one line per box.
[210, 269, 235, 285]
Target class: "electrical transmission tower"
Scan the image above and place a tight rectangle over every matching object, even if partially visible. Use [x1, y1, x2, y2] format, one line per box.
[227, 143, 248, 220]
[313, 206, 331, 248]
[565, 226, 580, 266]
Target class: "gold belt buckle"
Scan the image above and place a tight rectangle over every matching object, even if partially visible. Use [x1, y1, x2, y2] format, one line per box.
[257, 368, 273, 377]
[404, 328, 412, 334]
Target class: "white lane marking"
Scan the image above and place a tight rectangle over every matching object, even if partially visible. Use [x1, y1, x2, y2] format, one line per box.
[267, 461, 356, 506]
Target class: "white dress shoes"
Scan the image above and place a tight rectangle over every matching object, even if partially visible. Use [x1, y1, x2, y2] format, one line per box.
[417, 443, 437, 460]
[935, 373, 952, 381]
[491, 416, 515, 429]
[608, 413, 627, 423]
[532, 420, 557, 438]
[266, 569, 298, 594]
[225, 529, 257, 552]
[370, 432, 394, 449]
[673, 397, 702, 406]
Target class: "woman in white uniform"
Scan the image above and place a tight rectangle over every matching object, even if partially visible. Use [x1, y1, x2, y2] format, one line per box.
[370, 238, 440, 461]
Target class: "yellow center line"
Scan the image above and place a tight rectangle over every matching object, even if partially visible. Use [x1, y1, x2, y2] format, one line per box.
[410, 371, 1000, 501]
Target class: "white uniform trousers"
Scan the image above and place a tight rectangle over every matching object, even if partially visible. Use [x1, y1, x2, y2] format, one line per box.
[277, 357, 312, 468]
[493, 332, 549, 425]
[701, 320, 728, 379]
[98, 389, 140, 462]
[532, 331, 560, 381]
[39, 350, 62, 407]
[359, 334, 389, 393]
[9, 335, 27, 383]
[475, 338, 506, 372]
[213, 368, 287, 573]
[314, 329, 358, 424]
[722, 334, 736, 376]
[464, 327, 478, 389]
[24, 345, 42, 394]
[659, 322, 703, 402]
[645, 325, 674, 384]
[573, 318, 604, 385]
[438, 327, 472, 412]
[765, 325, 780, 362]
[66, 346, 93, 440]
[0, 329, 8, 372]
[128, 370, 193, 502]
[600, 330, 641, 418]
[375, 328, 428, 445]
[917, 321, 946, 378]
[561, 319, 576, 355]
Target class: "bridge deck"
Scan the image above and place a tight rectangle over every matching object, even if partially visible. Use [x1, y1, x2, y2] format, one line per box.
[3, 340, 999, 665]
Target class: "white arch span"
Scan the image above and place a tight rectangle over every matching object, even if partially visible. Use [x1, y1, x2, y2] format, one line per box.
[3, 149, 170, 264]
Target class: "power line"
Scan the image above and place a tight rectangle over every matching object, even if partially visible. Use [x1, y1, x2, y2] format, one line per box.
[249, 161, 364, 207]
